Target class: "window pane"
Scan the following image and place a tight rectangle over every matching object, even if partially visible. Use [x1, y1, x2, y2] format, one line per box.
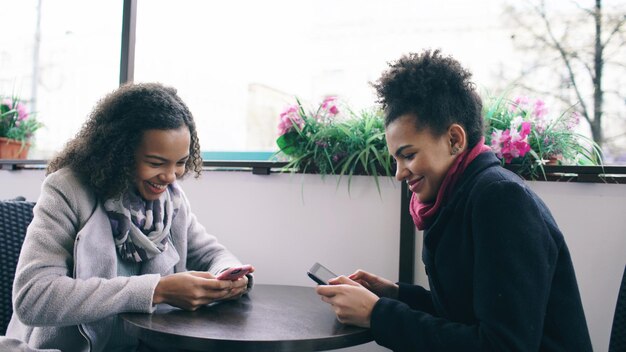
[134, 0, 514, 154]
[0, 0, 122, 159]
[6, 0, 620, 163]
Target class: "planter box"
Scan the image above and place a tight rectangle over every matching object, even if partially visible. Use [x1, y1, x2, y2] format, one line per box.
[0, 137, 30, 159]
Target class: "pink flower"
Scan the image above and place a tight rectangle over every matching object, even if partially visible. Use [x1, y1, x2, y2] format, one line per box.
[15, 102, 28, 120]
[567, 111, 581, 130]
[510, 96, 530, 112]
[490, 129, 504, 155]
[490, 122, 532, 163]
[1, 99, 29, 120]
[510, 115, 524, 130]
[321, 96, 339, 116]
[520, 121, 531, 137]
[533, 99, 548, 119]
[510, 139, 531, 159]
[277, 105, 304, 136]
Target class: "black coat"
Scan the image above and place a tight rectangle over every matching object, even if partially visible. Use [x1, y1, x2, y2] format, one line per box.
[370, 152, 592, 351]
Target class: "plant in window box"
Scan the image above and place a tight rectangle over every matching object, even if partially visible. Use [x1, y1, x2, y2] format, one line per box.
[0, 97, 43, 159]
[275, 96, 394, 191]
[483, 94, 602, 179]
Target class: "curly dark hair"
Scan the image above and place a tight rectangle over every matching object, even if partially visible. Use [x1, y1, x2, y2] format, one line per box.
[47, 82, 203, 199]
[372, 49, 484, 147]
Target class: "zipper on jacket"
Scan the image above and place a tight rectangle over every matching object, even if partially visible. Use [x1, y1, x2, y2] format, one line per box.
[73, 234, 94, 352]
[78, 324, 93, 352]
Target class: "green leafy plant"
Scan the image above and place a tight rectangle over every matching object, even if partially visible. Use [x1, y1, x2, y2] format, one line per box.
[483, 93, 602, 179]
[275, 97, 394, 192]
[0, 96, 42, 144]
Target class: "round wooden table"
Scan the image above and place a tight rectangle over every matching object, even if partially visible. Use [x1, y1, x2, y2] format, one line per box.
[121, 284, 373, 351]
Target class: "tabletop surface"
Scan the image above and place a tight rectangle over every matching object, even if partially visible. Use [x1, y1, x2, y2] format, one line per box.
[121, 284, 373, 352]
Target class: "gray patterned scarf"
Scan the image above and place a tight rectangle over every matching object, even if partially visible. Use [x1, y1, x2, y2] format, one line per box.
[104, 183, 182, 262]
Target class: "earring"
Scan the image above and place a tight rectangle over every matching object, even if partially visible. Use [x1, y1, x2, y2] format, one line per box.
[451, 146, 460, 155]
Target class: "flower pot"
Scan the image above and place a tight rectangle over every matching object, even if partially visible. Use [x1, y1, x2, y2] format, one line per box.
[545, 156, 561, 166]
[0, 137, 30, 159]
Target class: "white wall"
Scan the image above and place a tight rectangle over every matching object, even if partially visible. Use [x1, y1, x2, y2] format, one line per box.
[1, 170, 625, 351]
[180, 172, 401, 288]
[0, 169, 47, 201]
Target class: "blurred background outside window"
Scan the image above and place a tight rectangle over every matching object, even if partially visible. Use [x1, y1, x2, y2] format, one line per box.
[1, 0, 624, 163]
[0, 0, 121, 159]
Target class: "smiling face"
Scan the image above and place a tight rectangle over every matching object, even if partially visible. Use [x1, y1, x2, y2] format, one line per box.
[133, 127, 190, 201]
[385, 114, 462, 204]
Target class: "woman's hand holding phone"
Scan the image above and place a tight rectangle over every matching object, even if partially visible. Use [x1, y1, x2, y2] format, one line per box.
[153, 266, 253, 311]
[315, 275, 378, 328]
[348, 270, 399, 299]
[153, 271, 235, 311]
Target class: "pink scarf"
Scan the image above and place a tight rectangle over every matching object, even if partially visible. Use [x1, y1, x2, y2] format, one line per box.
[409, 138, 491, 230]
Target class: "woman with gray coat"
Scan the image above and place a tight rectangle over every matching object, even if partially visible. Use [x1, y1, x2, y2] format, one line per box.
[6, 83, 254, 351]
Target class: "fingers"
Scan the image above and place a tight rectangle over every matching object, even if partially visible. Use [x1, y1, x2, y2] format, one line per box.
[328, 275, 360, 287]
[348, 270, 379, 290]
[194, 272, 250, 301]
[348, 269, 363, 280]
[156, 271, 253, 311]
[316, 279, 357, 298]
[315, 284, 377, 328]
[189, 271, 216, 279]
[189, 272, 234, 290]
[320, 294, 333, 305]
[231, 275, 249, 289]
[178, 273, 233, 296]
[222, 276, 249, 300]
[316, 284, 337, 298]
[348, 269, 374, 281]
[189, 271, 236, 291]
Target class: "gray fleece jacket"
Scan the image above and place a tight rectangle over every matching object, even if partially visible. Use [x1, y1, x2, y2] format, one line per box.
[6, 168, 246, 351]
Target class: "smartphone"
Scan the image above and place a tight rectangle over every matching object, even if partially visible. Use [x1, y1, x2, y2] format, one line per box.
[217, 264, 253, 281]
[307, 262, 338, 285]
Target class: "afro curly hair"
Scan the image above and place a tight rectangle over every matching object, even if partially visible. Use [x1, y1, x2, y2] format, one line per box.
[372, 49, 484, 147]
[47, 82, 203, 200]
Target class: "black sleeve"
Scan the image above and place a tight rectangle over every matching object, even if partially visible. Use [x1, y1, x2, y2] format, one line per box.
[370, 180, 560, 351]
[396, 282, 435, 314]
[371, 298, 481, 351]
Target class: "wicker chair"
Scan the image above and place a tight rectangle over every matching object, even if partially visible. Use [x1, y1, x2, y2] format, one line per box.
[0, 197, 35, 335]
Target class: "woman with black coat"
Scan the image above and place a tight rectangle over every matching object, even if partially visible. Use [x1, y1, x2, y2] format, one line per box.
[316, 50, 592, 352]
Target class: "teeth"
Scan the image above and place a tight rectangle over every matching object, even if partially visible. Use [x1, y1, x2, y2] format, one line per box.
[148, 181, 167, 190]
